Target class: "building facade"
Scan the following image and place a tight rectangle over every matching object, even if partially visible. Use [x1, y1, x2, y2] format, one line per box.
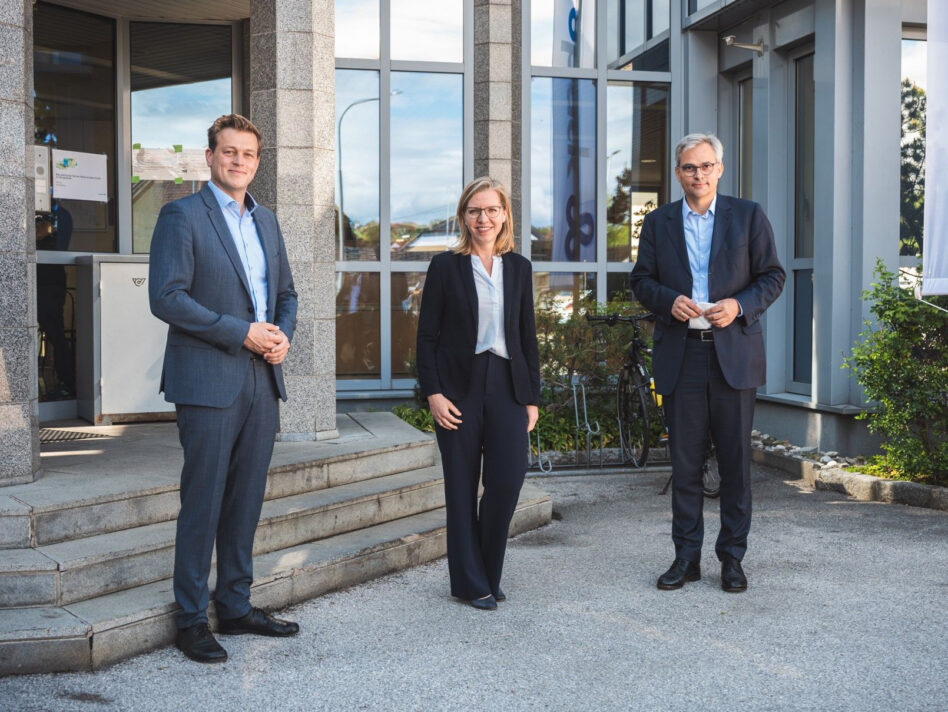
[0, 0, 927, 485]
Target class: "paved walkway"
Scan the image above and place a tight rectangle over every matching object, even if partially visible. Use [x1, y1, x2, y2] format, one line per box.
[3, 465, 946, 711]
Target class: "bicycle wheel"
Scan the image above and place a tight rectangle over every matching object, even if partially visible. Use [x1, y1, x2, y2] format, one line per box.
[617, 367, 650, 467]
[702, 447, 721, 498]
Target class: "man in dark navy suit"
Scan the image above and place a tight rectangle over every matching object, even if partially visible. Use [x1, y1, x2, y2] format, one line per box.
[630, 133, 785, 593]
[150, 115, 300, 662]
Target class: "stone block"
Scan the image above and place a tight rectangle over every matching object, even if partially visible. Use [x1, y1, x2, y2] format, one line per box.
[488, 121, 513, 160]
[276, 32, 316, 90]
[279, 374, 318, 437]
[0, 1, 29, 28]
[0, 24, 27, 103]
[249, 32, 277, 93]
[313, 318, 335, 375]
[312, 0, 335, 38]
[274, 202, 317, 264]
[888, 480, 934, 509]
[311, 261, 336, 320]
[282, 317, 315, 378]
[489, 42, 512, 80]
[312, 90, 334, 150]
[251, 146, 278, 207]
[0, 101, 27, 179]
[278, 89, 317, 148]
[474, 4, 491, 44]
[249, 0, 276, 35]
[276, 147, 316, 202]
[0, 496, 30, 548]
[930, 486, 948, 512]
[473, 43, 491, 81]
[250, 88, 278, 148]
[90, 608, 176, 671]
[0, 176, 29, 252]
[0, 402, 37, 483]
[275, 0, 315, 35]
[0, 636, 91, 675]
[313, 372, 335, 433]
[312, 146, 336, 207]
[0, 252, 30, 327]
[313, 202, 336, 263]
[487, 5, 513, 44]
[0, 327, 34, 402]
[489, 81, 513, 119]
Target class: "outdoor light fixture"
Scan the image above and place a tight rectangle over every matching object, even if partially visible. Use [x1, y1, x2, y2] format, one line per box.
[722, 35, 764, 57]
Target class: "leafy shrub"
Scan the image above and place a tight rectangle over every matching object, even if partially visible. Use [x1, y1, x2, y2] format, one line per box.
[843, 261, 948, 485]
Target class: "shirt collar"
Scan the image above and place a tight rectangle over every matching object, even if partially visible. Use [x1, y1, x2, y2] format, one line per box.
[207, 180, 257, 215]
[682, 194, 717, 220]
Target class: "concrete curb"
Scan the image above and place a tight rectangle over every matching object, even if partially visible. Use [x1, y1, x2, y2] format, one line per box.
[752, 448, 948, 512]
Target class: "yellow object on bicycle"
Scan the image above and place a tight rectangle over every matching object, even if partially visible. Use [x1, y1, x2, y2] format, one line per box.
[650, 377, 662, 408]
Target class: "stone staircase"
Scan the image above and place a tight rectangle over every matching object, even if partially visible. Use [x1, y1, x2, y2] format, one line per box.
[0, 413, 552, 674]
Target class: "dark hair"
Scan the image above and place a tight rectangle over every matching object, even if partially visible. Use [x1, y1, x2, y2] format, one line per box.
[207, 114, 262, 152]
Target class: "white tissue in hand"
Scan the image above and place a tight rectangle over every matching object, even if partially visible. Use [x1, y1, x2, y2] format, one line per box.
[689, 301, 715, 330]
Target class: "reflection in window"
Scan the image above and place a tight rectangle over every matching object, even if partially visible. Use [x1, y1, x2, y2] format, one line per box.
[794, 54, 814, 260]
[33, 3, 116, 254]
[336, 272, 381, 378]
[532, 0, 596, 68]
[130, 23, 232, 254]
[900, 39, 926, 257]
[37, 264, 78, 402]
[390, 72, 463, 261]
[391, 0, 463, 63]
[336, 69, 381, 261]
[688, 0, 717, 14]
[738, 77, 753, 200]
[607, 0, 669, 71]
[392, 272, 428, 378]
[531, 78, 597, 262]
[606, 82, 668, 263]
[793, 269, 813, 384]
[533, 272, 597, 320]
[335, 0, 380, 59]
[607, 272, 634, 303]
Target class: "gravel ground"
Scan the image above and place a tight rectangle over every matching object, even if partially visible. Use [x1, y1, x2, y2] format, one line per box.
[2, 465, 947, 712]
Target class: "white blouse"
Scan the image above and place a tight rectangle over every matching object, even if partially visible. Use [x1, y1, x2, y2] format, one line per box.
[471, 255, 509, 359]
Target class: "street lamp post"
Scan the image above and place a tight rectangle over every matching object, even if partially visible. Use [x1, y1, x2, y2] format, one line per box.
[336, 91, 401, 259]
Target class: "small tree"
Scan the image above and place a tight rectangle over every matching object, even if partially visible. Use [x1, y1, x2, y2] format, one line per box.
[844, 261, 948, 484]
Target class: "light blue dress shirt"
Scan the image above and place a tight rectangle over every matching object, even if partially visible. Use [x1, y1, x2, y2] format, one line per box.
[207, 180, 269, 322]
[471, 255, 509, 359]
[682, 195, 716, 304]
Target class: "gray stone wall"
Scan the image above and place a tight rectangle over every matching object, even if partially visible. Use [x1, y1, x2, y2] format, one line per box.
[250, 0, 337, 441]
[474, 0, 522, 247]
[0, 0, 39, 485]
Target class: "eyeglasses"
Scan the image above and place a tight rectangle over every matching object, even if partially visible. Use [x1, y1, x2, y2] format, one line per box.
[464, 206, 504, 220]
[678, 161, 719, 177]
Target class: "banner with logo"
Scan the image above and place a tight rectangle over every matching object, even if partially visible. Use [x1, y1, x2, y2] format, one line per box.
[51, 149, 108, 203]
[923, 0, 947, 295]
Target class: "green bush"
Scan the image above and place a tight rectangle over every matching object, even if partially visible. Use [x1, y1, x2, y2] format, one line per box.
[843, 261, 948, 485]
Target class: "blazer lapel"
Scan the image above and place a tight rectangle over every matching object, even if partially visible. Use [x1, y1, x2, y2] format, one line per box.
[201, 186, 253, 302]
[666, 200, 691, 277]
[708, 195, 732, 269]
[502, 254, 515, 335]
[458, 252, 479, 329]
[257, 210, 279, 319]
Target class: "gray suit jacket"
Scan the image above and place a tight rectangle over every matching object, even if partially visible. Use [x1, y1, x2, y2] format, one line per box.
[630, 195, 785, 394]
[148, 184, 298, 408]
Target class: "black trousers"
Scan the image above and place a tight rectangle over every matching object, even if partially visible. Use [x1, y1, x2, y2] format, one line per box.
[435, 352, 528, 600]
[664, 339, 756, 563]
[173, 358, 279, 628]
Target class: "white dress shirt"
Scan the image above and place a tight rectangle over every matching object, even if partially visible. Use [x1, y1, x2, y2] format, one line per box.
[471, 255, 509, 359]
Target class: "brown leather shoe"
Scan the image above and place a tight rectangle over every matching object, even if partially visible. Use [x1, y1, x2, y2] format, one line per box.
[218, 607, 300, 637]
[175, 623, 228, 663]
[657, 558, 701, 590]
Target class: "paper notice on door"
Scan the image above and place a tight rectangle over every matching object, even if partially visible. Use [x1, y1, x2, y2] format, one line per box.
[51, 149, 108, 202]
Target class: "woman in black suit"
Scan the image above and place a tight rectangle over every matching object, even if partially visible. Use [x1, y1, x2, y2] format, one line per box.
[416, 177, 540, 610]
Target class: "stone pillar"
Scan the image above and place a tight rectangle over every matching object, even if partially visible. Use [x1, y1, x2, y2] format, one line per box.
[0, 0, 39, 485]
[249, 0, 338, 440]
[473, 0, 522, 245]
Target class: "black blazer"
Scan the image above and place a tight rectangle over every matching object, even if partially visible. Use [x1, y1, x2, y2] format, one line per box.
[630, 195, 785, 394]
[417, 251, 541, 406]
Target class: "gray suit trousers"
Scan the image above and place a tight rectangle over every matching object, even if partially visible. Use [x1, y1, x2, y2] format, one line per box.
[173, 357, 279, 628]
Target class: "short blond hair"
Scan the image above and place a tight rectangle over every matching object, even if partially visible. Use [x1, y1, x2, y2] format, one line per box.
[207, 114, 262, 152]
[454, 176, 515, 256]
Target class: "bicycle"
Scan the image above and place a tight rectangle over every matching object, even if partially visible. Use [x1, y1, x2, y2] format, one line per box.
[585, 312, 720, 498]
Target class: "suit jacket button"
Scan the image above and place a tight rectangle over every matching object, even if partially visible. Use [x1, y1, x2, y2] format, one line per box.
[247, 307, 254, 314]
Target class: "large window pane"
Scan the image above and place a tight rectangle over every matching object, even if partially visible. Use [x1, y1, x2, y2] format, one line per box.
[533, 272, 597, 319]
[793, 269, 813, 384]
[392, 272, 427, 378]
[606, 82, 668, 263]
[794, 54, 814, 259]
[336, 69, 381, 261]
[390, 72, 463, 261]
[688, 0, 717, 13]
[335, 0, 380, 59]
[532, 0, 596, 68]
[130, 23, 232, 254]
[391, 0, 462, 63]
[336, 272, 381, 378]
[900, 38, 926, 257]
[607, 0, 668, 70]
[33, 3, 116, 254]
[531, 77, 597, 262]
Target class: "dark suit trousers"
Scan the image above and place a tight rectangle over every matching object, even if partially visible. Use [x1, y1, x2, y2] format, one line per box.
[435, 352, 528, 600]
[173, 358, 279, 628]
[665, 339, 756, 563]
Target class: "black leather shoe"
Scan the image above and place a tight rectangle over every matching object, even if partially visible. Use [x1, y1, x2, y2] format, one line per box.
[721, 556, 748, 593]
[218, 607, 300, 637]
[492, 587, 506, 603]
[469, 595, 498, 611]
[657, 558, 701, 590]
[175, 623, 227, 663]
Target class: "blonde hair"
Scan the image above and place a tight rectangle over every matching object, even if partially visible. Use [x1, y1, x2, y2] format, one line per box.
[454, 176, 515, 255]
[207, 114, 262, 152]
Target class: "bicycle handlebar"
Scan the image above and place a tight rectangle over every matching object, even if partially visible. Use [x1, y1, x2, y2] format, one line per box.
[584, 312, 655, 326]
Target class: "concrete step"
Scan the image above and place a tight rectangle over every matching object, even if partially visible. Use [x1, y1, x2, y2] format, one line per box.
[0, 466, 446, 608]
[0, 482, 553, 675]
[0, 413, 435, 548]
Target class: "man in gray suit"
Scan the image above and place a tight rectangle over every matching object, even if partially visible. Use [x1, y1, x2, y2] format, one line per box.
[149, 114, 299, 663]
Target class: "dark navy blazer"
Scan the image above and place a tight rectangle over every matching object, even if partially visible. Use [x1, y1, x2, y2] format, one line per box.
[630, 195, 785, 394]
[416, 251, 541, 406]
[148, 185, 298, 408]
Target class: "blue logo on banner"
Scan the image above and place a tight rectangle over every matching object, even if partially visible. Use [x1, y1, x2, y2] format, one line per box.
[568, 7, 577, 42]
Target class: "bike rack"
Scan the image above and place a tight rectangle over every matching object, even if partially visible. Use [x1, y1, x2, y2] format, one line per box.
[572, 376, 603, 468]
[528, 426, 553, 473]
